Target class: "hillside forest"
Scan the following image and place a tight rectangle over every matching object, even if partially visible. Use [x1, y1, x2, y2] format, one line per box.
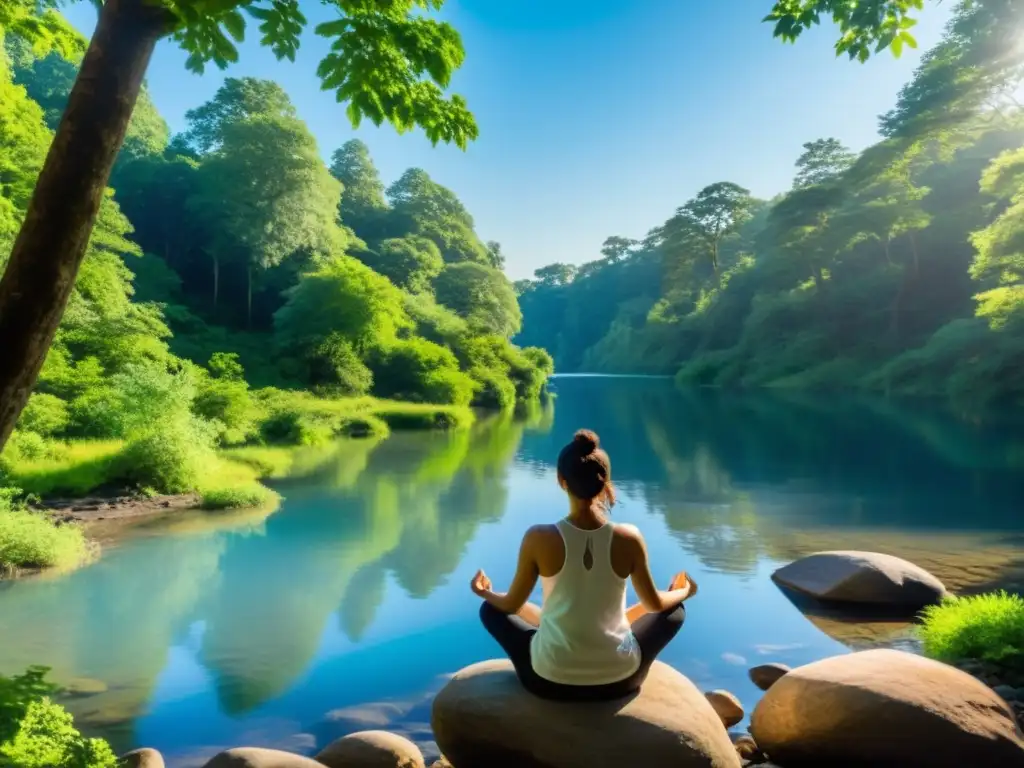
[516, 0, 1024, 407]
[0, 17, 551, 497]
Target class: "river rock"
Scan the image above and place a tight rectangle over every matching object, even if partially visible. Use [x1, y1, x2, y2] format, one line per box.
[750, 649, 1024, 767]
[705, 690, 744, 729]
[429, 761, 453, 768]
[203, 748, 324, 768]
[748, 664, 790, 692]
[995, 685, 1021, 702]
[316, 731, 425, 768]
[119, 749, 165, 768]
[771, 550, 947, 609]
[432, 659, 740, 768]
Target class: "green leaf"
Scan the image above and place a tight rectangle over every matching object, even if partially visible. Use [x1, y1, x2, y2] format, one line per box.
[223, 10, 246, 42]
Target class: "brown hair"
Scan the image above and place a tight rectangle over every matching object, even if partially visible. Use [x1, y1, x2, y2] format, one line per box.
[556, 429, 616, 507]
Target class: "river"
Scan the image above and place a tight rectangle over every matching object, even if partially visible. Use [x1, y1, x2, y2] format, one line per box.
[2, 377, 1024, 765]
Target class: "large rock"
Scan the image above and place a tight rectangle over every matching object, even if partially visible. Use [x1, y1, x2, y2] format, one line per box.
[119, 749, 165, 768]
[748, 664, 790, 692]
[750, 649, 1024, 767]
[316, 731, 425, 768]
[203, 748, 324, 768]
[771, 551, 947, 609]
[431, 659, 740, 768]
[705, 690, 744, 729]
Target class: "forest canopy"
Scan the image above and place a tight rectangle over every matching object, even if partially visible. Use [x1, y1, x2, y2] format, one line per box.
[0, 20, 551, 496]
[516, 0, 1024, 407]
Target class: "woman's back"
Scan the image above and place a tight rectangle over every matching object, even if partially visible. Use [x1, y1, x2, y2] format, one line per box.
[530, 518, 641, 685]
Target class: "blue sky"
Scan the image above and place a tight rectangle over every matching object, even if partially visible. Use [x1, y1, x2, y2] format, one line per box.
[66, 1, 953, 279]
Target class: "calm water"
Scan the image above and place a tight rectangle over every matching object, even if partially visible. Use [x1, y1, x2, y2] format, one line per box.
[2, 378, 1024, 765]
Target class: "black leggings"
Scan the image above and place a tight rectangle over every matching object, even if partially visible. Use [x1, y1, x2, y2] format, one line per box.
[479, 601, 685, 702]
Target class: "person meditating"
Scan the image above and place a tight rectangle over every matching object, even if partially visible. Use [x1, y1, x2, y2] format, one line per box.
[471, 428, 697, 701]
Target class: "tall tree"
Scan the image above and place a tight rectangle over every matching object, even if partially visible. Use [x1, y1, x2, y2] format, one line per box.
[386, 167, 490, 264]
[600, 236, 639, 262]
[793, 138, 856, 188]
[0, 0, 478, 451]
[533, 263, 577, 287]
[657, 182, 755, 277]
[329, 138, 389, 241]
[434, 262, 522, 338]
[358, 235, 444, 293]
[188, 110, 342, 326]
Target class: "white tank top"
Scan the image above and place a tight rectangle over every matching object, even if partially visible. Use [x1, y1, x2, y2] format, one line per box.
[530, 519, 642, 685]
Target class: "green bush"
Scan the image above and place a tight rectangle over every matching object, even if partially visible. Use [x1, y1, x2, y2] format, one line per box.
[200, 484, 275, 510]
[309, 333, 374, 395]
[259, 409, 335, 446]
[17, 394, 70, 437]
[918, 591, 1024, 669]
[368, 338, 474, 405]
[4, 431, 56, 463]
[194, 377, 258, 446]
[0, 500, 88, 572]
[470, 367, 516, 410]
[0, 667, 116, 768]
[114, 420, 213, 494]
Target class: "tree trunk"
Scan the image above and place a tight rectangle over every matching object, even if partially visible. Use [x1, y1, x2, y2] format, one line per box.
[0, 0, 171, 452]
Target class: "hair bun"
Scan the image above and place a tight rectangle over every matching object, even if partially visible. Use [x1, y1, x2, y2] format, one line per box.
[573, 429, 599, 455]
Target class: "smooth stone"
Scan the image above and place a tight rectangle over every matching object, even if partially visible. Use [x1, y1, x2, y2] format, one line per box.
[751, 649, 1024, 767]
[119, 748, 165, 768]
[771, 551, 947, 609]
[732, 735, 759, 760]
[429, 761, 453, 768]
[705, 690, 744, 729]
[203, 748, 325, 768]
[316, 731, 425, 768]
[748, 664, 790, 692]
[432, 659, 741, 768]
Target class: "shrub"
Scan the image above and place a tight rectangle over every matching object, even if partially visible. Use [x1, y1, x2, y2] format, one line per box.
[4, 431, 56, 463]
[0, 667, 116, 768]
[200, 484, 275, 510]
[259, 409, 335, 447]
[114, 420, 214, 494]
[309, 333, 374, 396]
[918, 591, 1024, 669]
[194, 377, 259, 446]
[368, 338, 474, 405]
[0, 506, 88, 572]
[470, 367, 516, 410]
[17, 394, 70, 437]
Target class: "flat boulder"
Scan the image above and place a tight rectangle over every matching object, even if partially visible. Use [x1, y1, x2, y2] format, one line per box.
[316, 731, 425, 768]
[705, 690, 744, 729]
[748, 664, 790, 692]
[203, 748, 324, 768]
[431, 659, 740, 768]
[751, 649, 1024, 768]
[119, 749, 164, 768]
[771, 551, 946, 609]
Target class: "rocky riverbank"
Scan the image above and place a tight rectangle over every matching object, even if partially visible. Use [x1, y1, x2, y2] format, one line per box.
[38, 493, 201, 525]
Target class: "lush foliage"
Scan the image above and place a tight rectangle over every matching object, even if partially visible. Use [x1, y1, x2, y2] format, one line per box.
[919, 592, 1024, 669]
[0, 489, 88, 572]
[0, 20, 549, 501]
[517, 0, 1024, 406]
[0, 666, 116, 768]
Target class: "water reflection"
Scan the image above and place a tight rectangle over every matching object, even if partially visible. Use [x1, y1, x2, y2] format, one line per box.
[0, 413, 543, 752]
[0, 382, 1022, 764]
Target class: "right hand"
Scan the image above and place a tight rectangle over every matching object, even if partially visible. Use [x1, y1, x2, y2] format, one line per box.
[470, 569, 492, 598]
[669, 571, 698, 598]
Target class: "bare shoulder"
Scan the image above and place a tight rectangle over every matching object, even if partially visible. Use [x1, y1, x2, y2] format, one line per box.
[523, 523, 561, 549]
[611, 522, 644, 546]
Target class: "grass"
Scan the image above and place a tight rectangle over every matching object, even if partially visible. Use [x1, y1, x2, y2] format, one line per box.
[3, 440, 123, 497]
[918, 591, 1024, 669]
[0, 508, 89, 573]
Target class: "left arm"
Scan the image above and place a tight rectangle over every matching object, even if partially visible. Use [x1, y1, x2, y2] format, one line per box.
[471, 528, 540, 615]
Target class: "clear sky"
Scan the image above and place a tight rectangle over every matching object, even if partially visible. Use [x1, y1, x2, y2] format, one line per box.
[64, 1, 953, 279]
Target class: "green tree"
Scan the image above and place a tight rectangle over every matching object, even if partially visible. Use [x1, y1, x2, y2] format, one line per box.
[793, 138, 856, 189]
[186, 83, 342, 325]
[386, 167, 490, 264]
[434, 262, 522, 338]
[358, 235, 444, 293]
[329, 138, 389, 241]
[533, 263, 577, 287]
[600, 235, 638, 262]
[0, 0, 478, 452]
